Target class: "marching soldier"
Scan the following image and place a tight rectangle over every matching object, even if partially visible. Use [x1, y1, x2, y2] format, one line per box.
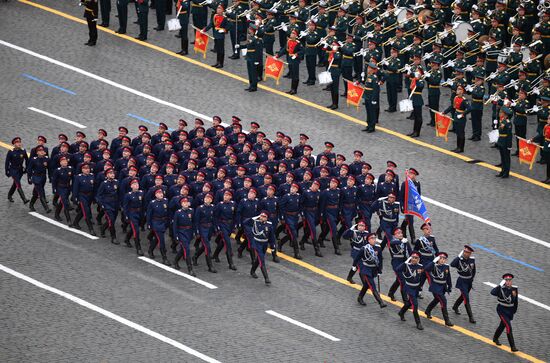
[173, 197, 196, 275]
[451, 245, 477, 324]
[96, 168, 120, 244]
[424, 252, 454, 326]
[212, 190, 237, 270]
[372, 191, 400, 249]
[299, 180, 322, 256]
[27, 146, 51, 213]
[279, 183, 303, 260]
[5, 137, 29, 204]
[491, 273, 519, 352]
[343, 220, 368, 284]
[83, 0, 99, 45]
[51, 156, 74, 223]
[443, 84, 471, 153]
[71, 163, 97, 235]
[243, 211, 276, 284]
[397, 251, 425, 330]
[318, 177, 342, 255]
[146, 188, 171, 265]
[245, 24, 263, 92]
[122, 178, 145, 254]
[495, 107, 514, 178]
[276, 29, 303, 94]
[352, 232, 387, 308]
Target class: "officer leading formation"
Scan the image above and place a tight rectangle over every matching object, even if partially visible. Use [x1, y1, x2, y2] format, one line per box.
[5, 118, 523, 351]
[83, 0, 550, 183]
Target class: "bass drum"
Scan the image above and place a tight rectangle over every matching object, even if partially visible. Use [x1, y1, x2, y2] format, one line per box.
[418, 9, 433, 25]
[545, 53, 550, 69]
[521, 47, 530, 62]
[396, 7, 407, 23]
[453, 21, 473, 42]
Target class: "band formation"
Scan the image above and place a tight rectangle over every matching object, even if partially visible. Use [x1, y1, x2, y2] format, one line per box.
[6, 117, 521, 350]
[78, 0, 550, 182]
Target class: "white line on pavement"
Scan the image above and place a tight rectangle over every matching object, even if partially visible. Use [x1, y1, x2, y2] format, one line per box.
[27, 107, 87, 128]
[422, 197, 550, 249]
[265, 310, 341, 342]
[137, 256, 218, 289]
[29, 211, 99, 240]
[3, 40, 548, 250]
[0, 263, 222, 363]
[483, 282, 550, 312]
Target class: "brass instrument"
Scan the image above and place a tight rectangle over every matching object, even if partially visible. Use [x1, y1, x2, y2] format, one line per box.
[382, 27, 417, 46]
[505, 54, 543, 73]
[380, 14, 418, 35]
[441, 32, 479, 58]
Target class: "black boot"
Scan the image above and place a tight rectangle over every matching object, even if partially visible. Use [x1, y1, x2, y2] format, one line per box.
[507, 333, 518, 352]
[39, 196, 51, 213]
[17, 188, 29, 204]
[148, 239, 156, 259]
[186, 256, 196, 276]
[54, 203, 63, 221]
[424, 299, 437, 319]
[227, 252, 237, 270]
[398, 308, 407, 321]
[161, 249, 171, 266]
[332, 237, 341, 255]
[64, 208, 72, 224]
[100, 222, 108, 238]
[260, 265, 271, 284]
[110, 227, 119, 245]
[250, 260, 258, 279]
[293, 241, 302, 260]
[465, 303, 476, 323]
[85, 219, 96, 236]
[271, 249, 280, 263]
[29, 195, 37, 211]
[206, 255, 217, 273]
[7, 185, 16, 202]
[346, 268, 356, 284]
[413, 310, 423, 330]
[452, 297, 462, 315]
[357, 287, 367, 306]
[442, 308, 453, 326]
[372, 289, 387, 308]
[493, 324, 504, 346]
[212, 243, 223, 262]
[135, 238, 144, 256]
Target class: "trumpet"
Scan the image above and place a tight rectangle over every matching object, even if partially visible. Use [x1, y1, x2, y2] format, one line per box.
[274, 21, 289, 30]
[223, 2, 239, 14]
[375, 6, 398, 21]
[441, 32, 480, 58]
[484, 90, 502, 105]
[284, 5, 301, 14]
[380, 14, 418, 35]
[314, 34, 332, 47]
[377, 56, 393, 66]
[360, 31, 374, 41]
[441, 76, 459, 87]
[237, 8, 254, 18]
[382, 28, 418, 46]
[506, 54, 543, 73]
[305, 1, 319, 10]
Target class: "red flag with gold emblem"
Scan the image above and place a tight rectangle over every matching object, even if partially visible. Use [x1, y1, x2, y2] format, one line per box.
[518, 137, 540, 170]
[346, 81, 365, 109]
[435, 112, 452, 141]
[194, 30, 209, 59]
[264, 56, 285, 84]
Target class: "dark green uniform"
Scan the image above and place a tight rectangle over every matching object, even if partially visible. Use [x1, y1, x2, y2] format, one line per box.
[245, 33, 263, 92]
[383, 56, 401, 112]
[304, 30, 322, 84]
[328, 49, 343, 109]
[340, 40, 355, 94]
[496, 112, 513, 178]
[136, 0, 149, 41]
[363, 71, 382, 132]
[511, 98, 530, 154]
[468, 83, 485, 140]
[426, 67, 442, 126]
[83, 0, 99, 45]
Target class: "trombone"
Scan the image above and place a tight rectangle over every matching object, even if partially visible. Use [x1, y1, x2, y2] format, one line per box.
[382, 27, 417, 46]
[380, 14, 418, 35]
[349, 2, 384, 26]
[463, 40, 500, 58]
[441, 32, 479, 58]
[505, 54, 543, 73]
[441, 76, 460, 87]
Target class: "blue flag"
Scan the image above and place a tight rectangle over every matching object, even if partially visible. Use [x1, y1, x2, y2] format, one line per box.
[403, 176, 430, 223]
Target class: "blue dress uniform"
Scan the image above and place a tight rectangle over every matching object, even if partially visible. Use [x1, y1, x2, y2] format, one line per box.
[146, 193, 171, 265]
[72, 166, 96, 235]
[451, 245, 477, 323]
[496, 107, 514, 178]
[212, 198, 237, 269]
[318, 181, 342, 255]
[343, 222, 369, 283]
[355, 177, 374, 221]
[491, 274, 519, 352]
[96, 174, 120, 243]
[243, 214, 276, 284]
[388, 235, 412, 302]
[338, 182, 357, 236]
[5, 138, 29, 204]
[258, 190, 281, 263]
[235, 194, 259, 259]
[423, 253, 454, 326]
[397, 253, 425, 330]
[172, 203, 196, 275]
[52, 163, 74, 222]
[299, 185, 322, 256]
[122, 186, 145, 253]
[371, 194, 400, 249]
[27, 153, 51, 213]
[278, 188, 303, 259]
[192, 199, 217, 272]
[352, 236, 387, 307]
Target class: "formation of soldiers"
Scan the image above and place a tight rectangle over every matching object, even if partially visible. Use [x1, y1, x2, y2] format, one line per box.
[82, 0, 550, 181]
[5, 118, 521, 351]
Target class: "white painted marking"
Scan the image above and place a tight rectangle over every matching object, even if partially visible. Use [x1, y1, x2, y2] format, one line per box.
[3, 40, 548, 250]
[138, 256, 218, 290]
[423, 197, 550, 249]
[265, 310, 341, 342]
[0, 263, 222, 363]
[483, 282, 550, 312]
[29, 211, 99, 240]
[28, 107, 86, 128]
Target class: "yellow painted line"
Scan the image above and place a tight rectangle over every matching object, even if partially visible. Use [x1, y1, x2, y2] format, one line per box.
[0, 141, 14, 151]
[15, 0, 550, 190]
[267, 248, 545, 363]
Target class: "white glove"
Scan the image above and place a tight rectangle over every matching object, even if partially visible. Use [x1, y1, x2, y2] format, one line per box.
[382, 59, 389, 65]
[367, 31, 374, 38]
[447, 79, 454, 86]
[457, 114, 463, 119]
[218, 29, 225, 33]
[532, 105, 540, 112]
[402, 238, 408, 243]
[433, 255, 441, 263]
[424, 53, 432, 59]
[465, 65, 473, 72]
[487, 9, 493, 16]
[493, 119, 498, 125]
[533, 87, 540, 95]
[235, 44, 240, 49]
[351, 266, 357, 271]
[281, 23, 288, 32]
[509, 16, 516, 23]
[465, 85, 473, 92]
[423, 24, 428, 30]
[510, 101, 517, 107]
[372, 101, 377, 104]
[514, 85, 519, 90]
[291, 55, 296, 59]
[300, 30, 308, 38]
[448, 60, 455, 67]
[361, 49, 368, 57]
[360, 71, 365, 79]
[404, 64, 411, 72]
[254, 62, 259, 65]
[499, 279, 506, 287]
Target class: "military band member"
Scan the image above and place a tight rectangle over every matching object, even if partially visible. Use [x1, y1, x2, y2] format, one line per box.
[424, 252, 454, 326]
[340, 33, 355, 96]
[353, 232, 387, 308]
[408, 65, 425, 138]
[276, 29, 303, 94]
[262, 10, 277, 55]
[491, 273, 519, 352]
[303, 20, 321, 86]
[382, 47, 401, 113]
[426, 59, 442, 126]
[443, 84, 471, 153]
[326, 40, 343, 110]
[83, 0, 99, 45]
[451, 244, 477, 324]
[466, 74, 486, 141]
[245, 25, 263, 92]
[495, 107, 514, 178]
[204, 5, 229, 68]
[362, 62, 382, 133]
[135, 0, 149, 41]
[175, 0, 191, 55]
[530, 115, 550, 183]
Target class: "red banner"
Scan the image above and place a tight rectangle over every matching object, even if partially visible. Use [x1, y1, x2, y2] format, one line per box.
[518, 138, 540, 170]
[194, 30, 209, 59]
[346, 81, 365, 108]
[435, 112, 452, 142]
[264, 56, 285, 84]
